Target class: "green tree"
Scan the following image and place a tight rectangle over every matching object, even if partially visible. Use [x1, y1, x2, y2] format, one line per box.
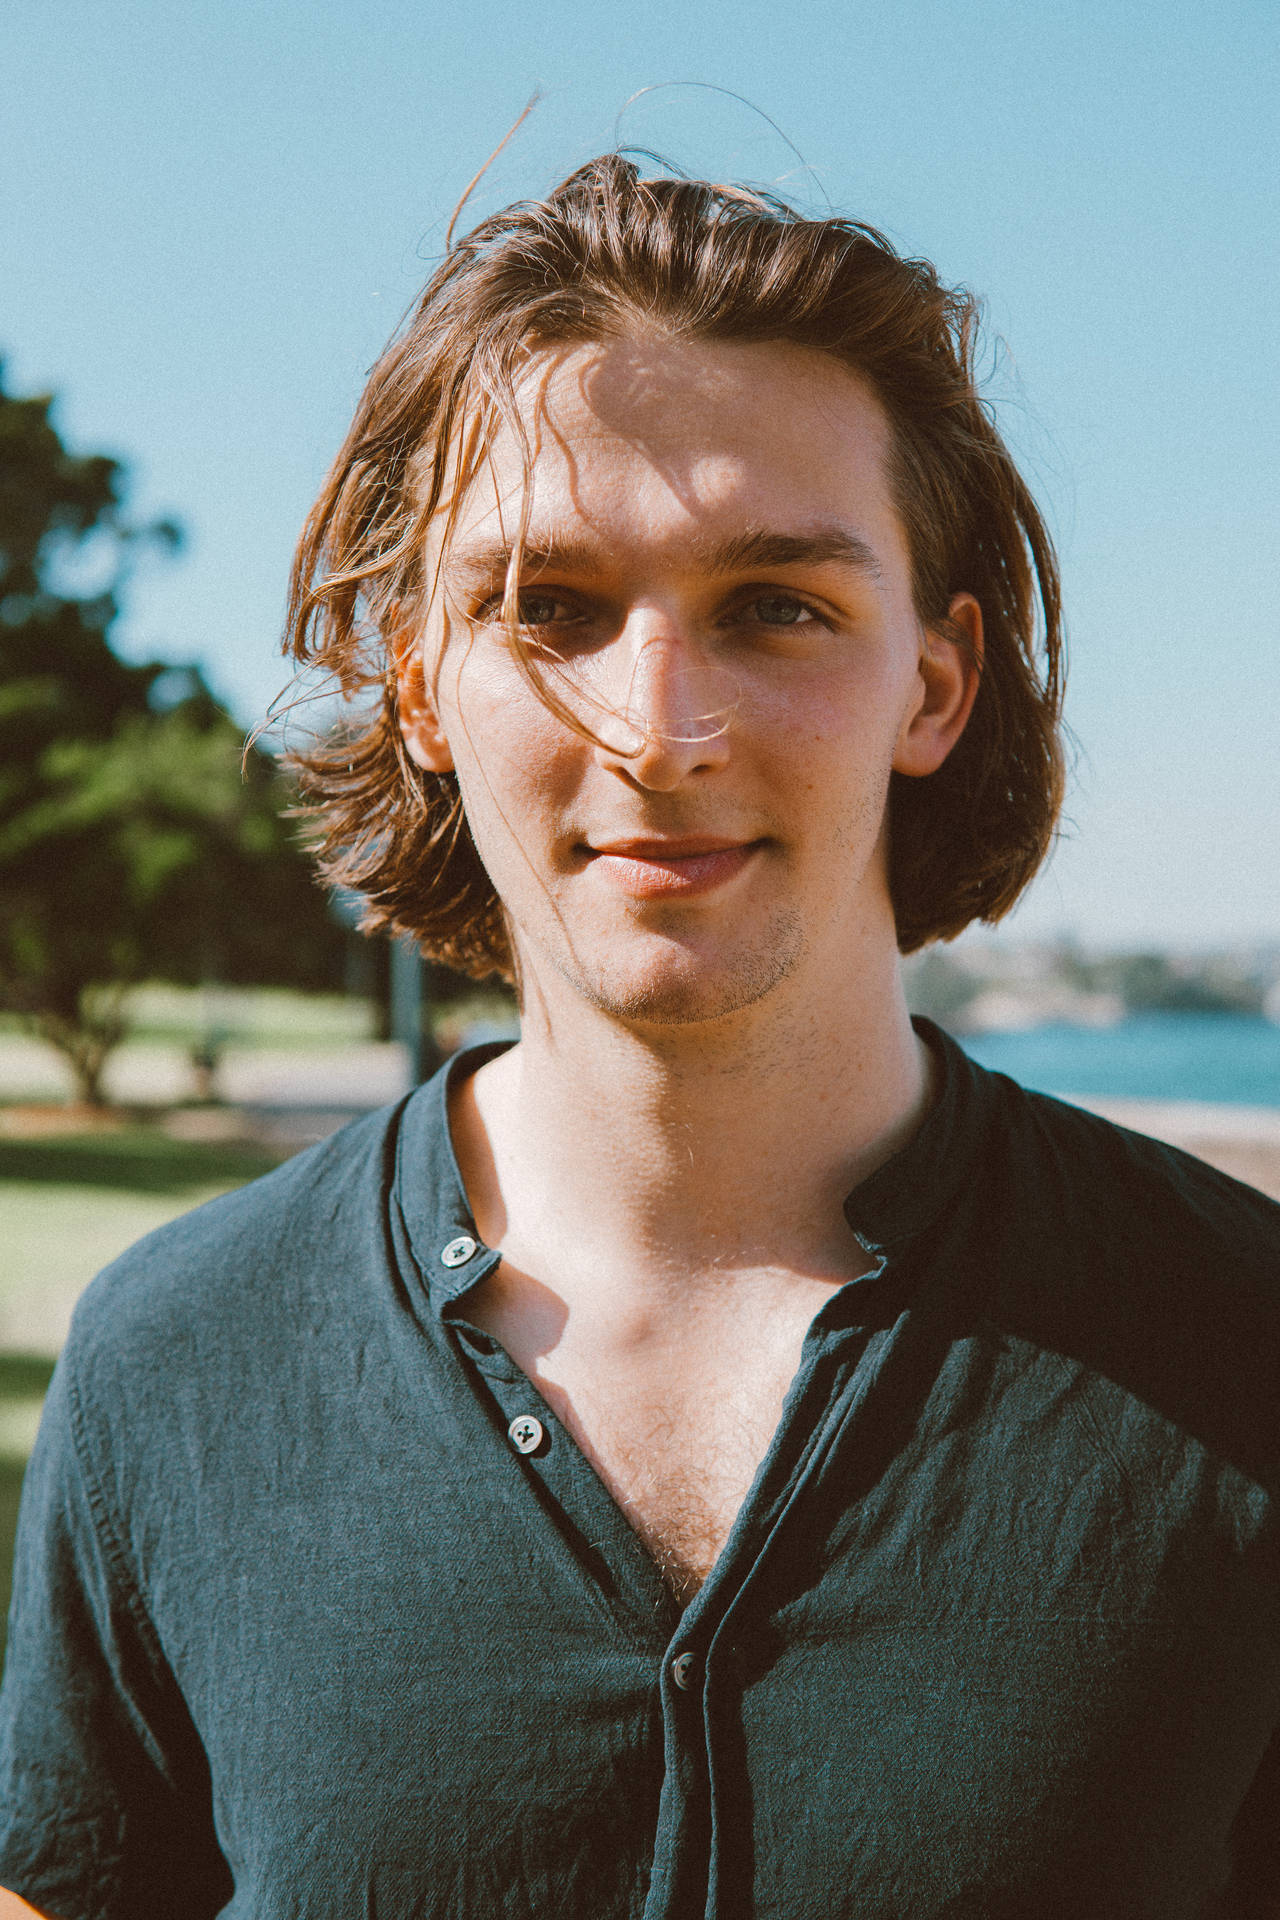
[0, 365, 343, 1103]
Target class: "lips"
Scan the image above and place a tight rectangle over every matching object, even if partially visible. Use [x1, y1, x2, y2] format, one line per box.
[583, 837, 761, 899]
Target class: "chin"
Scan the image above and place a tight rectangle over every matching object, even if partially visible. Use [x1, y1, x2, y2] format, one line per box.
[556, 911, 807, 1028]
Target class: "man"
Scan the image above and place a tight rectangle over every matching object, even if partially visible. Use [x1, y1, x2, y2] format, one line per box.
[1, 157, 1277, 1919]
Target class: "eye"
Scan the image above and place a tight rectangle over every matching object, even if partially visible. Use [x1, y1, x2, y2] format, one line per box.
[472, 589, 579, 628]
[735, 593, 823, 630]
[515, 591, 575, 628]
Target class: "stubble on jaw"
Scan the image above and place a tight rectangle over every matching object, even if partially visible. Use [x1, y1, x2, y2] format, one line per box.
[534, 903, 809, 1031]
[514, 786, 895, 1040]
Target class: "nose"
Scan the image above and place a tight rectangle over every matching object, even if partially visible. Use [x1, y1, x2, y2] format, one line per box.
[592, 610, 736, 791]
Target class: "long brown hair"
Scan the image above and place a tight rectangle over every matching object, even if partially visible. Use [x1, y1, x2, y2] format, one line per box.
[284, 155, 1065, 978]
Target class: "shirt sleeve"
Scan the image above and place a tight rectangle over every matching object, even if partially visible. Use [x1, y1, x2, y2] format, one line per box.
[0, 1354, 230, 1920]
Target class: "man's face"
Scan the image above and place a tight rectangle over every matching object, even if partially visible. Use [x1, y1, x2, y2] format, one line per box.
[399, 335, 978, 1029]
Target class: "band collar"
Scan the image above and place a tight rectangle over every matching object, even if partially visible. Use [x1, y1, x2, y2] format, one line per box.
[393, 1039, 512, 1318]
[841, 1017, 992, 1260]
[393, 1017, 992, 1317]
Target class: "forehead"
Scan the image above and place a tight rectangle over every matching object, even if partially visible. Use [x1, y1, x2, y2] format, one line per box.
[433, 335, 910, 576]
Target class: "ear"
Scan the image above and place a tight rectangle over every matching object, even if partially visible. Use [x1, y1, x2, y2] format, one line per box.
[395, 631, 455, 774]
[892, 593, 983, 778]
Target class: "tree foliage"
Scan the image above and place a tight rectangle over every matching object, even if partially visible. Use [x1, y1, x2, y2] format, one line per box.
[0, 364, 344, 1102]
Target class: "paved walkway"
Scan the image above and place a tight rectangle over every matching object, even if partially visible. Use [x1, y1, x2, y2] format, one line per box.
[0, 1034, 415, 1148]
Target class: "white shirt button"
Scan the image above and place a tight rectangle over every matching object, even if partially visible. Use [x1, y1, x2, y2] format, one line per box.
[508, 1415, 545, 1455]
[671, 1651, 696, 1690]
[441, 1235, 478, 1268]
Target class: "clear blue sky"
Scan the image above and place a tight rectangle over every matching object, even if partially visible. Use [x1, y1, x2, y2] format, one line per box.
[4, 0, 1277, 947]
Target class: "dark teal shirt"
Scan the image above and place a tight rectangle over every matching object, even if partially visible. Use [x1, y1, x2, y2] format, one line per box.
[2, 1023, 1279, 1918]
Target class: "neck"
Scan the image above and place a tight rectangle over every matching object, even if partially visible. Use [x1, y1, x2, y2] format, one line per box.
[455, 943, 932, 1292]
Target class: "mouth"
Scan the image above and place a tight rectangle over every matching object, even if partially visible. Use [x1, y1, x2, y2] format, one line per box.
[582, 836, 764, 899]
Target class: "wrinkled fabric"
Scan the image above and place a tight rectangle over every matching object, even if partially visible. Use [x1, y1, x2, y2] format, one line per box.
[1, 1021, 1278, 1920]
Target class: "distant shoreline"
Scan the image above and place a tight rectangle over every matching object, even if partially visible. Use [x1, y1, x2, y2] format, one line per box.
[1063, 1093, 1280, 1143]
[955, 1011, 1280, 1116]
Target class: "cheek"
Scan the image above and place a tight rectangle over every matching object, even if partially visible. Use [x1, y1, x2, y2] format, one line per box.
[750, 664, 907, 772]
[444, 665, 584, 851]
[752, 679, 904, 847]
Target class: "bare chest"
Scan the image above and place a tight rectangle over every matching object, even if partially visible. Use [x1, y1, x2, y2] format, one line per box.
[556, 1370, 795, 1603]
[485, 1290, 826, 1604]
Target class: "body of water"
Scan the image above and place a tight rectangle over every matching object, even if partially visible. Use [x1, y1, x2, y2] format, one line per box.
[956, 1012, 1280, 1109]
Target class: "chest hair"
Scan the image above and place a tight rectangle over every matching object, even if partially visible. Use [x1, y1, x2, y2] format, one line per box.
[533, 1321, 811, 1605]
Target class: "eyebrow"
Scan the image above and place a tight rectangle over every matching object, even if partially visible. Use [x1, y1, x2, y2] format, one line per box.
[443, 523, 883, 587]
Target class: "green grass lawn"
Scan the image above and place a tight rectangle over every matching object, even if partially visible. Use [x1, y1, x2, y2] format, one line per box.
[0, 1124, 286, 1666]
[0, 982, 377, 1055]
[0, 1126, 285, 1350]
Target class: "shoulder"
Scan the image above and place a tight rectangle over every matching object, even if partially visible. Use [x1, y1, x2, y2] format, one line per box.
[956, 1061, 1280, 1474]
[983, 1066, 1280, 1266]
[59, 1098, 410, 1420]
[915, 1019, 1280, 1279]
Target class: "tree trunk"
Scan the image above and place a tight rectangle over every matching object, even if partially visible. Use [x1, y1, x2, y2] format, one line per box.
[32, 983, 130, 1108]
